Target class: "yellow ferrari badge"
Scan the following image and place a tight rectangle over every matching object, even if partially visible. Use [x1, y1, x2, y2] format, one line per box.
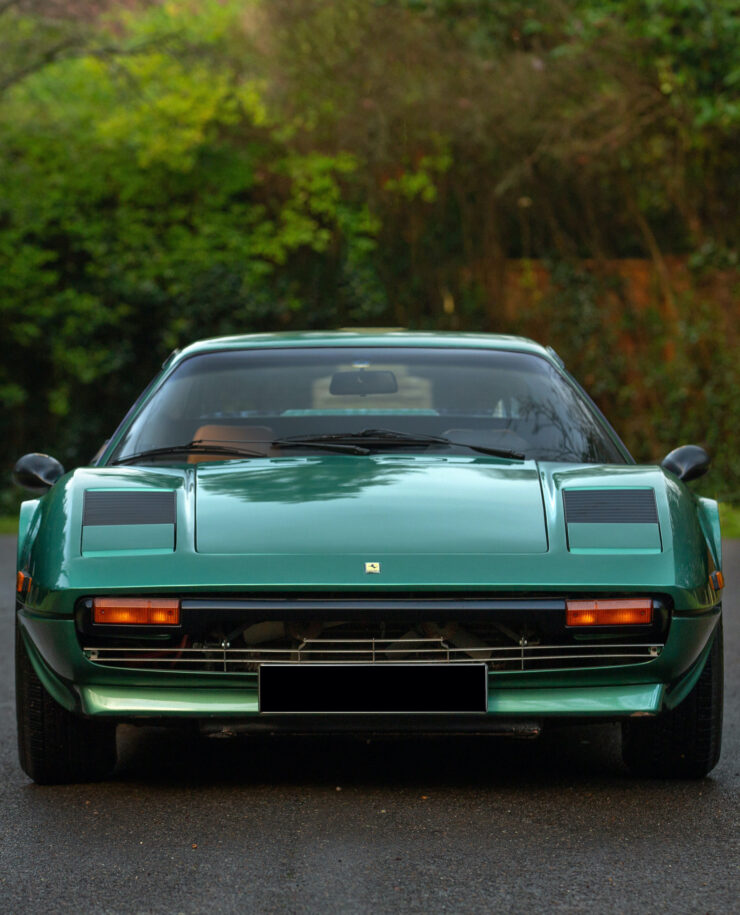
[364, 561, 381, 574]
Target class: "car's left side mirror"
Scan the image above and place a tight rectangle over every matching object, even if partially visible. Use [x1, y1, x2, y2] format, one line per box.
[12, 453, 65, 492]
[661, 445, 710, 483]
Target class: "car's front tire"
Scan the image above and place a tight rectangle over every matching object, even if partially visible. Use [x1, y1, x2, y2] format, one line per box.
[16, 623, 117, 784]
[622, 618, 723, 778]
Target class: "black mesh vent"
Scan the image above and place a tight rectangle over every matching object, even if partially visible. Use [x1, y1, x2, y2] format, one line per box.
[564, 489, 658, 524]
[83, 490, 176, 526]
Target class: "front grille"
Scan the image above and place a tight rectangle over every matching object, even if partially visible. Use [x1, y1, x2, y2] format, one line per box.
[84, 637, 662, 673]
[80, 596, 668, 676]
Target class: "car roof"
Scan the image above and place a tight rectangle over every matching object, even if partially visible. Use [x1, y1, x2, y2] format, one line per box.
[173, 331, 558, 365]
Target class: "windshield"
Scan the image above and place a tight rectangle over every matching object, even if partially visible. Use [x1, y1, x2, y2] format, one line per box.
[108, 347, 627, 464]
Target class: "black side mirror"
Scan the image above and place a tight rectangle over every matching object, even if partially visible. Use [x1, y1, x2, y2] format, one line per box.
[661, 445, 710, 483]
[12, 453, 65, 492]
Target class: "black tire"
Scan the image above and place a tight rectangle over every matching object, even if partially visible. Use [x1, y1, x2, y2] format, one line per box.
[622, 618, 723, 778]
[16, 623, 117, 784]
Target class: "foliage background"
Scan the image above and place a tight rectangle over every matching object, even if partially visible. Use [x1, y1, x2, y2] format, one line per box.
[1, 0, 738, 510]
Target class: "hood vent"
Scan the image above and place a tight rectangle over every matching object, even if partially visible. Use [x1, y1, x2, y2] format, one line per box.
[83, 490, 175, 526]
[564, 488, 661, 552]
[81, 490, 176, 555]
[564, 489, 658, 525]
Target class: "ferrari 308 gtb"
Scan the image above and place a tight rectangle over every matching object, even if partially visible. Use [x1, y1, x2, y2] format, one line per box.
[13, 332, 723, 782]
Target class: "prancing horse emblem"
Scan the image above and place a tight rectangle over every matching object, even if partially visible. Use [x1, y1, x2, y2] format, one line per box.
[364, 562, 381, 574]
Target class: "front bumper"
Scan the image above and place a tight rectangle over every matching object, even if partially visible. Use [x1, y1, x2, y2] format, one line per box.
[18, 603, 721, 721]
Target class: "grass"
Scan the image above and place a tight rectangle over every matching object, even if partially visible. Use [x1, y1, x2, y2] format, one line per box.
[719, 503, 740, 540]
[0, 515, 18, 535]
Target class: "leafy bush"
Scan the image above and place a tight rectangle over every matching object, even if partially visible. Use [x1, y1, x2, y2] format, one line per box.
[1, 0, 738, 501]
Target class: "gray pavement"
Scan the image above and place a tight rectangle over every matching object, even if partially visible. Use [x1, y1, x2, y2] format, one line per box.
[0, 534, 738, 913]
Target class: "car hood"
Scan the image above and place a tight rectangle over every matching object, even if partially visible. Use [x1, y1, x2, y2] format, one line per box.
[194, 455, 547, 555]
[20, 455, 716, 604]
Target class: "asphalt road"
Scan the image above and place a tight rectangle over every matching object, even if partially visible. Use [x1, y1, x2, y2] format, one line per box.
[0, 536, 738, 914]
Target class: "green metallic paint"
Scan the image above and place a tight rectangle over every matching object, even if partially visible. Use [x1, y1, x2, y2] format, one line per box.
[177, 330, 556, 360]
[662, 619, 720, 710]
[16, 332, 723, 725]
[81, 523, 175, 554]
[22, 459, 717, 607]
[567, 522, 661, 551]
[17, 498, 40, 569]
[195, 458, 548, 555]
[18, 624, 77, 713]
[76, 683, 665, 718]
[486, 684, 664, 716]
[696, 496, 722, 569]
[79, 686, 260, 717]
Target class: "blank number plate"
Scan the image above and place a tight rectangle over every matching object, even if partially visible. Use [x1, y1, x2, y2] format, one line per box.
[258, 663, 488, 714]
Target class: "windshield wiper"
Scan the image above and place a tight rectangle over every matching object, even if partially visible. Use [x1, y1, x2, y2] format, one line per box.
[271, 438, 370, 455]
[110, 441, 267, 465]
[275, 429, 525, 460]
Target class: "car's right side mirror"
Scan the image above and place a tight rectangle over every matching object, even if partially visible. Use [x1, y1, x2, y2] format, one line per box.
[12, 453, 65, 492]
[661, 445, 710, 483]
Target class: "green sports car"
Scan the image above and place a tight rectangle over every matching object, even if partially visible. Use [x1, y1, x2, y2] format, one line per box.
[13, 332, 724, 782]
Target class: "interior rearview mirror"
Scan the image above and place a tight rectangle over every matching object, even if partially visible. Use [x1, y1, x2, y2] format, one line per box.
[330, 370, 398, 396]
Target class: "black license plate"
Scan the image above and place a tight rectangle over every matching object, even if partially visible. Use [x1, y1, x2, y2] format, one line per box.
[258, 663, 488, 714]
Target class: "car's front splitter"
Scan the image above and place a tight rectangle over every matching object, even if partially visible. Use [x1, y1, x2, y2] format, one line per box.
[73, 680, 665, 719]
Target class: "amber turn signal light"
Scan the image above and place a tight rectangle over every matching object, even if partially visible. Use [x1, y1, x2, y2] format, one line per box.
[566, 599, 652, 627]
[16, 571, 31, 595]
[93, 598, 180, 625]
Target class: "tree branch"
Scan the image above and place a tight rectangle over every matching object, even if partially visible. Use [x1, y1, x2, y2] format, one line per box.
[0, 36, 81, 93]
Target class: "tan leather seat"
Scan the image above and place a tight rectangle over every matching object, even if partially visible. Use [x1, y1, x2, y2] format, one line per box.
[188, 425, 277, 462]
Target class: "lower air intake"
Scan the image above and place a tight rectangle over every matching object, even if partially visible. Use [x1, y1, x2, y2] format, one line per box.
[84, 638, 662, 673]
